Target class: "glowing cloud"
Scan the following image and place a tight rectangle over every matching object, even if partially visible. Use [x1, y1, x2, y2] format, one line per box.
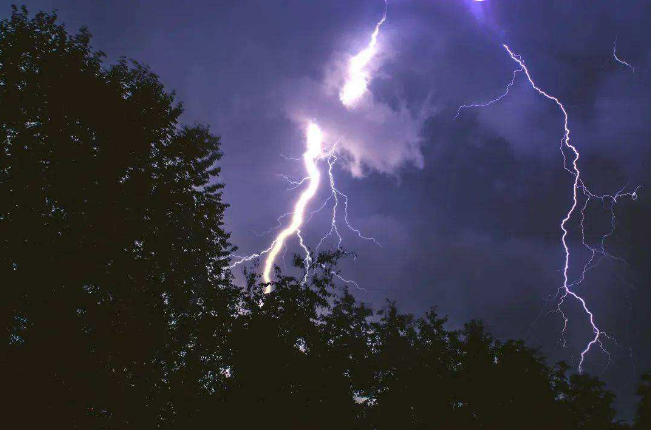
[231, 1, 395, 292]
[339, 0, 388, 108]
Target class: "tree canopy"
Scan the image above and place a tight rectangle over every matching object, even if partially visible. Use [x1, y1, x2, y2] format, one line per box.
[1, 7, 649, 430]
[1, 6, 235, 427]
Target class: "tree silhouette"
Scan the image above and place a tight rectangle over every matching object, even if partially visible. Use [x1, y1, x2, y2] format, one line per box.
[561, 372, 618, 430]
[635, 373, 651, 430]
[1, 7, 235, 427]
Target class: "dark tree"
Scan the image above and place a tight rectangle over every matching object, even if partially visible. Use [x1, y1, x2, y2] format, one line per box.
[561, 372, 618, 430]
[365, 301, 420, 429]
[635, 373, 651, 430]
[212, 252, 370, 430]
[363, 305, 459, 430]
[0, 7, 235, 427]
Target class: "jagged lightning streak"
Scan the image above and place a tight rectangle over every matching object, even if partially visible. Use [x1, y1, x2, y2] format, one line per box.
[340, 0, 388, 107]
[316, 146, 381, 254]
[231, 131, 380, 292]
[501, 44, 640, 372]
[251, 212, 292, 237]
[570, 185, 640, 290]
[613, 36, 635, 73]
[296, 229, 312, 285]
[277, 174, 311, 191]
[459, 45, 640, 371]
[230, 122, 325, 293]
[455, 68, 522, 119]
[232, 0, 387, 292]
[316, 150, 343, 252]
[260, 123, 324, 291]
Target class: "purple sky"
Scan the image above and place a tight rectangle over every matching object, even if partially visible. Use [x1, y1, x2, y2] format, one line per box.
[4, 0, 650, 418]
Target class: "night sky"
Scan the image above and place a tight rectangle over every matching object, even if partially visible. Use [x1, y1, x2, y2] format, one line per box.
[4, 0, 650, 418]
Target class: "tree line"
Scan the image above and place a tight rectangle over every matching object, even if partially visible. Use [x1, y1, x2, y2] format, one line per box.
[1, 7, 649, 429]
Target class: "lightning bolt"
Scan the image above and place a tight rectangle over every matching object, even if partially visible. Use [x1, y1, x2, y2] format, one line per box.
[262, 122, 324, 292]
[613, 36, 635, 73]
[455, 68, 522, 119]
[277, 174, 311, 191]
[229, 122, 324, 293]
[316, 146, 381, 254]
[340, 0, 388, 108]
[504, 45, 641, 372]
[230, 123, 379, 293]
[570, 185, 640, 291]
[232, 2, 387, 292]
[458, 44, 639, 372]
[250, 212, 292, 237]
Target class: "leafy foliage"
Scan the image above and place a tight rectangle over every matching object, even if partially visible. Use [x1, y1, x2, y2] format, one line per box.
[636, 373, 651, 430]
[0, 6, 235, 427]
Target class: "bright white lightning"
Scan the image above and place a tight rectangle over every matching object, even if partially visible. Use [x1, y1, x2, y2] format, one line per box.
[228, 123, 324, 291]
[260, 122, 324, 291]
[230, 127, 379, 292]
[232, 2, 387, 293]
[340, 0, 388, 108]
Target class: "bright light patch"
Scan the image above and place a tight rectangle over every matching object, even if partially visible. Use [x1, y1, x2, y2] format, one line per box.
[261, 122, 324, 292]
[339, 1, 388, 108]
